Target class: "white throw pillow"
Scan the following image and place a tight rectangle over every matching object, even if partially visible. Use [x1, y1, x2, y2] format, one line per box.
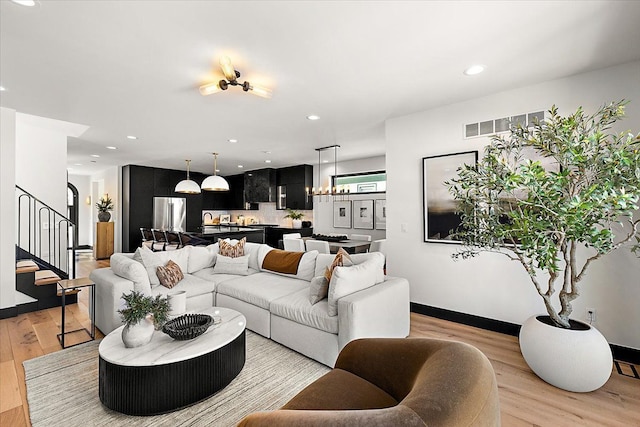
[156, 247, 190, 275]
[187, 245, 217, 273]
[212, 254, 250, 276]
[309, 275, 329, 305]
[327, 256, 384, 316]
[138, 245, 163, 286]
[110, 253, 152, 295]
[314, 252, 385, 282]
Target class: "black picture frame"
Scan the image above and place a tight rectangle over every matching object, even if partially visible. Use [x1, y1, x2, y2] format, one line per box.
[422, 151, 478, 243]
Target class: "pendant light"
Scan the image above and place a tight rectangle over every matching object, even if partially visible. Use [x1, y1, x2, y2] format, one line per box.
[201, 153, 230, 191]
[306, 144, 348, 202]
[175, 160, 201, 194]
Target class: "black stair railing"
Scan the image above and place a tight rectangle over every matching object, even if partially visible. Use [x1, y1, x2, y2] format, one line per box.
[16, 185, 76, 279]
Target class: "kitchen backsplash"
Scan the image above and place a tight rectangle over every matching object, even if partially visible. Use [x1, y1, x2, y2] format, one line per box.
[202, 203, 313, 227]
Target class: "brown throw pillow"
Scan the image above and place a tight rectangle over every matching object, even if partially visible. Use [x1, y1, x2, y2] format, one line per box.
[156, 260, 184, 289]
[262, 249, 305, 275]
[324, 247, 352, 282]
[218, 237, 246, 258]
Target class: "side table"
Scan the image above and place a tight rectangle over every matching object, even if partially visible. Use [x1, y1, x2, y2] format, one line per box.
[57, 277, 96, 349]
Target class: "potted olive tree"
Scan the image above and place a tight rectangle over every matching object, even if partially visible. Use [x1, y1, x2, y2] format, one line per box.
[447, 101, 640, 392]
[118, 291, 170, 348]
[284, 208, 304, 229]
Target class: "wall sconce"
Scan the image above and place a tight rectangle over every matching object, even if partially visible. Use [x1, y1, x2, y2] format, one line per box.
[85, 196, 92, 206]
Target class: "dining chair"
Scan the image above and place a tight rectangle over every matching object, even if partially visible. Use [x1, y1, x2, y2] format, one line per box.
[350, 234, 372, 242]
[283, 238, 306, 252]
[283, 233, 302, 239]
[151, 229, 168, 251]
[305, 239, 330, 254]
[369, 239, 387, 255]
[140, 228, 154, 250]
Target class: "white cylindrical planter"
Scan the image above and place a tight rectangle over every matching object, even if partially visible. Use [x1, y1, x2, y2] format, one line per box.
[519, 315, 612, 392]
[167, 290, 187, 316]
[121, 316, 155, 348]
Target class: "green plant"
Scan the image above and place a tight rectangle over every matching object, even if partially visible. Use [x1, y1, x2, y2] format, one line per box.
[447, 101, 640, 328]
[118, 291, 170, 328]
[96, 195, 114, 212]
[283, 208, 304, 220]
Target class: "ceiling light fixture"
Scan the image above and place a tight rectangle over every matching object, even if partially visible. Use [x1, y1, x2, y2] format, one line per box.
[199, 56, 272, 98]
[306, 115, 320, 121]
[127, 135, 137, 140]
[106, 146, 117, 150]
[464, 65, 485, 76]
[307, 144, 348, 202]
[11, 0, 37, 6]
[91, 154, 100, 158]
[175, 160, 201, 194]
[201, 153, 229, 192]
[237, 165, 244, 168]
[0, 86, 5, 91]
[228, 139, 238, 143]
[265, 160, 272, 163]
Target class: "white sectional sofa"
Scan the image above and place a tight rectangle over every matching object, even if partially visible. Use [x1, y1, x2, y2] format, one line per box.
[90, 242, 410, 366]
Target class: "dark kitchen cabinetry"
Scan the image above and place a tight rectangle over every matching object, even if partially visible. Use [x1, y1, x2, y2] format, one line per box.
[276, 165, 313, 210]
[244, 168, 276, 203]
[264, 226, 314, 248]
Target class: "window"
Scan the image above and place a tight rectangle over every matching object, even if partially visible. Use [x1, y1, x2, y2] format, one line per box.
[332, 171, 386, 194]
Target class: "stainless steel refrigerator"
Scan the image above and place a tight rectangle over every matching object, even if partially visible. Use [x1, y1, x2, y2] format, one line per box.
[153, 197, 186, 231]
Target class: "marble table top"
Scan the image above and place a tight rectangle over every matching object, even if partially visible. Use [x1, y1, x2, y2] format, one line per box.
[99, 307, 246, 367]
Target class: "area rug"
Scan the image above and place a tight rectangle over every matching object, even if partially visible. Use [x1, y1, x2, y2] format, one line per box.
[24, 331, 330, 426]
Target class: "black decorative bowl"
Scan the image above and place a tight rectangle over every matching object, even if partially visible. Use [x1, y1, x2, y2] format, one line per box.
[162, 314, 214, 340]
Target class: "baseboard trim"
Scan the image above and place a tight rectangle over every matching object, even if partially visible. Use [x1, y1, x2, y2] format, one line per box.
[0, 306, 18, 319]
[410, 302, 639, 365]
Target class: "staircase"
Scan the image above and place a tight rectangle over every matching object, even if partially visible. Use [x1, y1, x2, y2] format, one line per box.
[14, 186, 77, 314]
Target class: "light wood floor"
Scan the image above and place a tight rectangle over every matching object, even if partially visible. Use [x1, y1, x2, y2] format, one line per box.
[1, 254, 638, 427]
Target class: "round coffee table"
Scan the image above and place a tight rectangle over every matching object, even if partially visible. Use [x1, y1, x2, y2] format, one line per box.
[99, 307, 246, 415]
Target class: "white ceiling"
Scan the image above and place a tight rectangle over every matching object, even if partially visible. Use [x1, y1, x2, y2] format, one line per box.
[2, 1, 640, 176]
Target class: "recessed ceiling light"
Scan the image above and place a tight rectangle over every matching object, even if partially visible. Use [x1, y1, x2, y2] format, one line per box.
[228, 139, 238, 143]
[127, 135, 137, 140]
[215, 169, 220, 173]
[106, 146, 117, 150]
[322, 160, 329, 163]
[11, 0, 37, 6]
[265, 160, 272, 163]
[237, 165, 244, 168]
[0, 86, 5, 91]
[74, 163, 82, 166]
[463, 65, 485, 76]
[306, 115, 320, 121]
[91, 154, 100, 158]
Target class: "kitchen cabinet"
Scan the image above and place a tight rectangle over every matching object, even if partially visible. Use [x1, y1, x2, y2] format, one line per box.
[264, 226, 313, 248]
[244, 168, 276, 203]
[276, 165, 313, 210]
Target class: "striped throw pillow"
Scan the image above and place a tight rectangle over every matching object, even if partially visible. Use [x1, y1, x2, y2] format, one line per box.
[218, 237, 246, 258]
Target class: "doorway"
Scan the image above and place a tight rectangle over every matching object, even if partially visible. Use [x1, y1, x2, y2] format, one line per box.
[67, 183, 79, 249]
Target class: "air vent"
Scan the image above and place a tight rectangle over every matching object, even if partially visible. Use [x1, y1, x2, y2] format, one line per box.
[464, 110, 545, 139]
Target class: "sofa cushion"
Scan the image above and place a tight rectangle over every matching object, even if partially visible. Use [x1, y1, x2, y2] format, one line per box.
[260, 249, 318, 281]
[282, 368, 397, 410]
[315, 252, 385, 284]
[216, 272, 308, 310]
[192, 267, 258, 283]
[271, 288, 338, 334]
[137, 245, 190, 286]
[110, 253, 151, 295]
[187, 245, 217, 273]
[219, 237, 246, 258]
[156, 260, 184, 289]
[151, 273, 215, 299]
[328, 254, 385, 316]
[213, 254, 251, 276]
[309, 275, 329, 305]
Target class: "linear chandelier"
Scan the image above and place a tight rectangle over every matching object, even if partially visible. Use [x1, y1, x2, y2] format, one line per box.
[306, 144, 349, 202]
[199, 56, 272, 98]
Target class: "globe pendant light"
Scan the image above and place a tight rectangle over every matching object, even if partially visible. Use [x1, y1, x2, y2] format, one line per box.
[201, 152, 230, 191]
[175, 160, 201, 194]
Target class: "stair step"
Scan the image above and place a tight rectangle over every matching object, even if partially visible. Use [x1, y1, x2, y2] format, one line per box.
[34, 270, 61, 286]
[16, 259, 39, 274]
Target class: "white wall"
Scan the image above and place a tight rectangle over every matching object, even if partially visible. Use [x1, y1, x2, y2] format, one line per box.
[386, 61, 640, 350]
[90, 166, 122, 252]
[0, 108, 17, 310]
[68, 174, 93, 247]
[313, 155, 386, 241]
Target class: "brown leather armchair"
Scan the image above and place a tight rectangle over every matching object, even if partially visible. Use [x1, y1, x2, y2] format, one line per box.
[238, 338, 500, 426]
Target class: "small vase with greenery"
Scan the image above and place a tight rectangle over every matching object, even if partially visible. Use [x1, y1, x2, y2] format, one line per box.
[284, 208, 304, 228]
[96, 195, 114, 222]
[118, 291, 170, 348]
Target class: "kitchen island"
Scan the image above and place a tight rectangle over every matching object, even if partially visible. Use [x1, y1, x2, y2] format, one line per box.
[189, 226, 265, 244]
